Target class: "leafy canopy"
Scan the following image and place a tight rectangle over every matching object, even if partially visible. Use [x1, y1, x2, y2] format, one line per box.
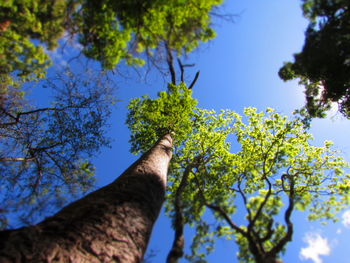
[78, 0, 222, 69]
[279, 0, 350, 119]
[0, 0, 222, 229]
[0, 0, 222, 79]
[0, 0, 68, 80]
[127, 86, 350, 262]
[127, 84, 198, 154]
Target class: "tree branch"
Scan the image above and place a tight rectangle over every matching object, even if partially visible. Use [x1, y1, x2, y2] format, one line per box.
[176, 58, 195, 83]
[249, 178, 272, 228]
[167, 162, 197, 263]
[188, 71, 200, 90]
[269, 174, 295, 256]
[165, 42, 176, 85]
[177, 58, 185, 83]
[0, 105, 85, 127]
[237, 173, 252, 221]
[193, 172, 247, 237]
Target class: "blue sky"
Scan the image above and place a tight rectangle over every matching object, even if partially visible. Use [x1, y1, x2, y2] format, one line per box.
[45, 1, 350, 262]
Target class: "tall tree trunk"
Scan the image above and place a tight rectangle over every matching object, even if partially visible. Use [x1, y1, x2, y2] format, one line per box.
[0, 134, 173, 263]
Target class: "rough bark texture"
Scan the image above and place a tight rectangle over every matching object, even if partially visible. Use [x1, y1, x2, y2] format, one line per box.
[0, 134, 173, 263]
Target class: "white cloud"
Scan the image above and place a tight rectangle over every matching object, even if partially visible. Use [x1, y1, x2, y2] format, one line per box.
[341, 210, 350, 228]
[300, 233, 331, 263]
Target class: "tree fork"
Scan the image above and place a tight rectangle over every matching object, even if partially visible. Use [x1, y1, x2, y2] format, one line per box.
[0, 134, 173, 263]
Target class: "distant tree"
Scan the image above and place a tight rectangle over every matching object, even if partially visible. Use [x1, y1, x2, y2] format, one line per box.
[279, 0, 350, 119]
[0, 69, 114, 228]
[127, 86, 350, 263]
[0, 133, 173, 263]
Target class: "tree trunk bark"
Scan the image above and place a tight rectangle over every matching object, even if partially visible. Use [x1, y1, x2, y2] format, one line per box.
[0, 134, 173, 263]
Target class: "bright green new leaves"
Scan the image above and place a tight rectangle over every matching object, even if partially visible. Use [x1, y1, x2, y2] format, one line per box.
[197, 108, 348, 262]
[226, 108, 349, 262]
[184, 107, 349, 262]
[166, 108, 240, 261]
[126, 84, 197, 154]
[127, 85, 349, 262]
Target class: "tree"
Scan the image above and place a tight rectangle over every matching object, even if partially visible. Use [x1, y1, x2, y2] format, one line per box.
[1, 76, 348, 262]
[0, 69, 114, 228]
[0, 0, 224, 230]
[127, 87, 350, 263]
[279, 0, 350, 119]
[0, 0, 222, 79]
[0, 83, 198, 262]
[0, 0, 70, 80]
[0, 133, 173, 263]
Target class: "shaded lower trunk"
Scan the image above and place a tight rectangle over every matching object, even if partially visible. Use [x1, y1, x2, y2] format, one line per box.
[0, 134, 173, 263]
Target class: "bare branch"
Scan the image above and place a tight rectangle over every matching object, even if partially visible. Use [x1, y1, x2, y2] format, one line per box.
[177, 58, 185, 83]
[1, 105, 87, 127]
[165, 42, 176, 85]
[177, 58, 195, 83]
[188, 71, 200, 90]
[269, 174, 295, 256]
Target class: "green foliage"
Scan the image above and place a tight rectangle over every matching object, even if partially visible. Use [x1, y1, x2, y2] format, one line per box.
[126, 83, 198, 154]
[0, 0, 70, 79]
[127, 94, 350, 261]
[230, 109, 347, 261]
[0, 0, 222, 229]
[224, 108, 349, 261]
[1, 0, 222, 78]
[77, 0, 221, 69]
[279, 0, 350, 118]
